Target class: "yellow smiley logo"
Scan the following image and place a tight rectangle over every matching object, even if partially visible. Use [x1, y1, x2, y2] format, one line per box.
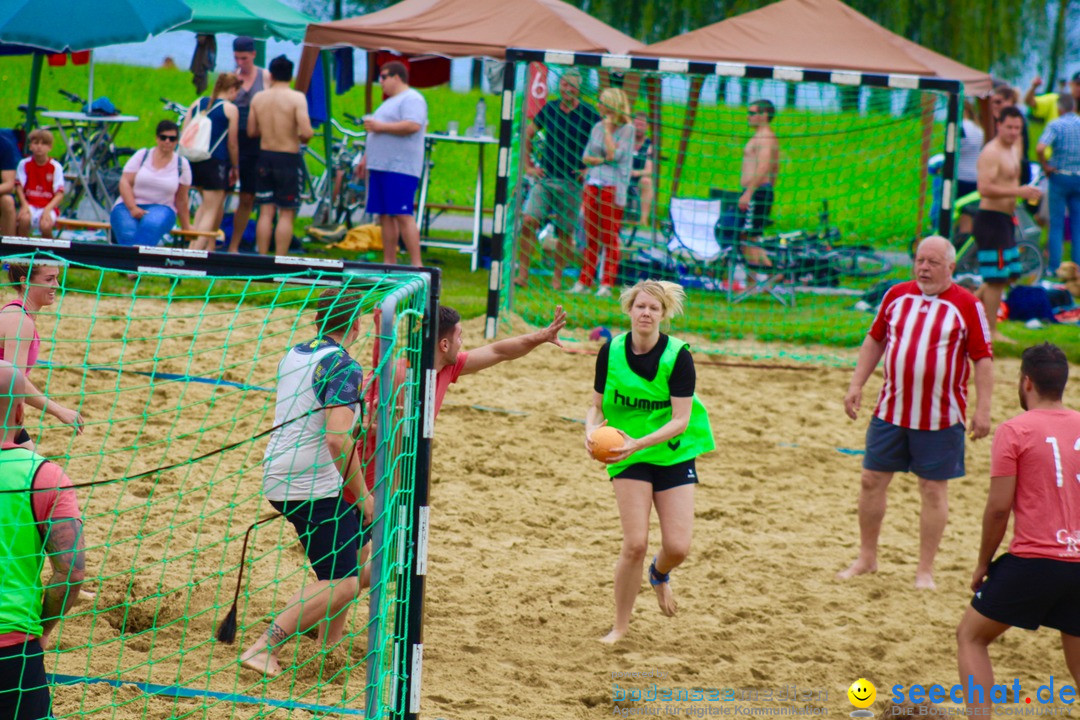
[848, 678, 876, 709]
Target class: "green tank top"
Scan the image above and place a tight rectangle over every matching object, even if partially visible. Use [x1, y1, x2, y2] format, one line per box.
[0, 446, 47, 637]
[601, 333, 715, 477]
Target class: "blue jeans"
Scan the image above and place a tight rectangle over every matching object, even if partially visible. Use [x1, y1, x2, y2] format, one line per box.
[1047, 173, 1080, 272]
[110, 203, 176, 246]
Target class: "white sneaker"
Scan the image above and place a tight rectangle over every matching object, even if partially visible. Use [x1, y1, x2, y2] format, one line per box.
[569, 281, 588, 294]
[596, 285, 613, 298]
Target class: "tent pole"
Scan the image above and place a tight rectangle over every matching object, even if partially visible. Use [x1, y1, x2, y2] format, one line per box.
[645, 74, 661, 244]
[322, 50, 334, 213]
[671, 75, 704, 199]
[87, 50, 95, 109]
[365, 51, 375, 114]
[26, 53, 44, 133]
[914, 92, 934, 240]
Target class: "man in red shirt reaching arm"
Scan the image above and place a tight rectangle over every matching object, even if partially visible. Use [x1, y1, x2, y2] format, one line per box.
[957, 343, 1080, 717]
[838, 235, 994, 590]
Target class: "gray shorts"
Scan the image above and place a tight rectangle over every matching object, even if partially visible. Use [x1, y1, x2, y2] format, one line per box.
[523, 177, 582, 238]
[863, 415, 965, 480]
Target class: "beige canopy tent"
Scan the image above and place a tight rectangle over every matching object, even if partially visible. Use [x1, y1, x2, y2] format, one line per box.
[295, 0, 643, 94]
[631, 0, 991, 231]
[636, 0, 991, 95]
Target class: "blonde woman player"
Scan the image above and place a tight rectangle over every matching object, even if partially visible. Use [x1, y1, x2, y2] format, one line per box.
[585, 280, 714, 643]
[0, 263, 84, 448]
[572, 87, 634, 298]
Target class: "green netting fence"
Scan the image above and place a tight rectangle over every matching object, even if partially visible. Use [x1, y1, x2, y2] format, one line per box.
[0, 240, 438, 720]
[487, 50, 962, 357]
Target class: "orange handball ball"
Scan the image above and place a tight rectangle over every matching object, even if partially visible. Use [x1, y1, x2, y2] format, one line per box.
[590, 426, 624, 462]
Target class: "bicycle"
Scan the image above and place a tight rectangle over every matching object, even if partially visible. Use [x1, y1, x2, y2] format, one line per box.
[300, 117, 368, 228]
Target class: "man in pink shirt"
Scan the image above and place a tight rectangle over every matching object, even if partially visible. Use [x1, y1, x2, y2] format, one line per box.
[0, 360, 85, 720]
[957, 342, 1080, 716]
[434, 305, 567, 417]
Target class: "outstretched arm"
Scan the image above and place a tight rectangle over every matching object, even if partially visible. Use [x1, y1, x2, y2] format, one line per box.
[460, 305, 566, 376]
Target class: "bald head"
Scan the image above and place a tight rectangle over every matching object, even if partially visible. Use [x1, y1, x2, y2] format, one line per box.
[914, 235, 956, 295]
[918, 235, 956, 263]
[0, 360, 25, 438]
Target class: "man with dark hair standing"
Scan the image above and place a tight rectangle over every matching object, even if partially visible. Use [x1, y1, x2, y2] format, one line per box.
[354, 61, 427, 266]
[226, 36, 271, 253]
[975, 105, 1042, 343]
[514, 70, 600, 290]
[734, 99, 779, 250]
[0, 360, 86, 718]
[241, 288, 366, 676]
[0, 132, 17, 236]
[957, 343, 1080, 717]
[248, 55, 314, 256]
[1037, 93, 1080, 276]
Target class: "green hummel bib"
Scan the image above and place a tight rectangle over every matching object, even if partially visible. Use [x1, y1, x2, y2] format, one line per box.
[601, 333, 715, 477]
[0, 446, 48, 637]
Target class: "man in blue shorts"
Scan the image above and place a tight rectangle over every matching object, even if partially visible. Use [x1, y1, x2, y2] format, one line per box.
[240, 287, 366, 676]
[355, 61, 427, 266]
[957, 343, 1080, 716]
[974, 105, 1042, 343]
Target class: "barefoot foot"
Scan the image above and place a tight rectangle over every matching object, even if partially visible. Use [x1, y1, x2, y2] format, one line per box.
[914, 572, 936, 590]
[599, 627, 627, 644]
[652, 580, 677, 617]
[836, 558, 877, 580]
[992, 331, 1015, 344]
[240, 648, 282, 677]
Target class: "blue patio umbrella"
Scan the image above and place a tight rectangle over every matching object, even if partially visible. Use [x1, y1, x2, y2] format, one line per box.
[0, 0, 193, 128]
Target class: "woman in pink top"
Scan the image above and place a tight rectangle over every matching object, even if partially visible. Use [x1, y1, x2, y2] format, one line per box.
[0, 264, 84, 447]
[110, 119, 193, 246]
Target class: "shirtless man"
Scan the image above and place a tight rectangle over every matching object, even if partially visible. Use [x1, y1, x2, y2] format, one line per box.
[248, 55, 314, 256]
[731, 99, 779, 267]
[226, 37, 271, 253]
[974, 105, 1042, 343]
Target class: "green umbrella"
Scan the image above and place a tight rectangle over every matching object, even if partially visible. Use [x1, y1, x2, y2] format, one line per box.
[0, 0, 192, 129]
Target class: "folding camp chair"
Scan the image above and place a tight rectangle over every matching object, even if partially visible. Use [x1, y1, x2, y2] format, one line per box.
[664, 197, 724, 264]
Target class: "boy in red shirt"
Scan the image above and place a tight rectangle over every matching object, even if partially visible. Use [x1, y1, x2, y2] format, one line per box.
[15, 129, 65, 239]
[957, 342, 1080, 715]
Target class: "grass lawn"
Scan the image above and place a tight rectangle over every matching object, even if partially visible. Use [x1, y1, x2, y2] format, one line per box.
[2, 60, 1075, 362]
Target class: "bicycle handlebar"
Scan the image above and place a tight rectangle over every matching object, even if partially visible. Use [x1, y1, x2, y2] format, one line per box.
[58, 89, 85, 105]
[330, 117, 366, 139]
[343, 112, 364, 126]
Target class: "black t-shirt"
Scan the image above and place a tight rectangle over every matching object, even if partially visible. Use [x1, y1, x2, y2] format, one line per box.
[632, 137, 652, 172]
[534, 99, 600, 180]
[593, 334, 696, 397]
[0, 132, 18, 174]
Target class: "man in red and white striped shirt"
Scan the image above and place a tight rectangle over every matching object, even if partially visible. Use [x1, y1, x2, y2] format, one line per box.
[838, 235, 994, 589]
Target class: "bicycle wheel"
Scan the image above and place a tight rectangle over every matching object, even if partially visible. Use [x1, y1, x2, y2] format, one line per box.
[829, 246, 892, 277]
[955, 240, 979, 276]
[1015, 240, 1044, 285]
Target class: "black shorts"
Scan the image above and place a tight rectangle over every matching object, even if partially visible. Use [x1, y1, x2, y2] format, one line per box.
[237, 152, 259, 195]
[614, 459, 699, 492]
[14, 428, 30, 445]
[0, 639, 51, 720]
[255, 151, 303, 209]
[269, 496, 361, 581]
[863, 415, 965, 480]
[740, 185, 773, 236]
[973, 209, 1020, 283]
[971, 553, 1080, 636]
[191, 157, 229, 191]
